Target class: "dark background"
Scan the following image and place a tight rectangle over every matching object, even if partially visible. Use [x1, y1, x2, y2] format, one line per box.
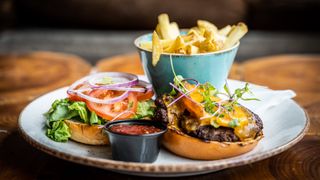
[1, 0, 320, 31]
[0, 0, 320, 63]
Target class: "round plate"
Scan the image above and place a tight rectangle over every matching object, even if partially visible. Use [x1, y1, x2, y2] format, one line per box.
[18, 79, 309, 177]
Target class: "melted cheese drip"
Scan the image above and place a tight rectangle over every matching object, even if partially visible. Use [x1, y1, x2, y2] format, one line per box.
[198, 104, 255, 141]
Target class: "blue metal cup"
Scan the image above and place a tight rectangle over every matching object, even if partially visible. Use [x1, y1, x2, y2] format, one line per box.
[134, 33, 239, 95]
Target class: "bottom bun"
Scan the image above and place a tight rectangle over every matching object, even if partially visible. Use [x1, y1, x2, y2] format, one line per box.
[162, 128, 263, 160]
[64, 120, 109, 145]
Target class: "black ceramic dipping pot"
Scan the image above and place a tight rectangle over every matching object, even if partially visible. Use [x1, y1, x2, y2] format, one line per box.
[104, 120, 167, 163]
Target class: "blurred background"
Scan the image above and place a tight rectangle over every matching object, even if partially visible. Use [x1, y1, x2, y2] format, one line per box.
[1, 0, 319, 30]
[1, 1, 320, 179]
[0, 0, 320, 62]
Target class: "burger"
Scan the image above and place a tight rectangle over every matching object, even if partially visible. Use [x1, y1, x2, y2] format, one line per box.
[44, 73, 155, 145]
[154, 77, 263, 160]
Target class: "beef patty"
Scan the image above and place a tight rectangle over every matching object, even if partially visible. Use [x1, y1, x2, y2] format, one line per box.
[154, 96, 263, 142]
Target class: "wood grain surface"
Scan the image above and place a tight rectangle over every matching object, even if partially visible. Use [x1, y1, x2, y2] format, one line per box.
[96, 53, 144, 74]
[0, 51, 91, 133]
[1, 52, 319, 179]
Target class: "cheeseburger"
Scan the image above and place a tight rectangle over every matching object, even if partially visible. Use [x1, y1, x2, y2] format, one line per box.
[154, 77, 263, 160]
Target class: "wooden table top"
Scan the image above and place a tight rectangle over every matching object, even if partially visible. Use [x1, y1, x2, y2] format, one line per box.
[0, 52, 319, 179]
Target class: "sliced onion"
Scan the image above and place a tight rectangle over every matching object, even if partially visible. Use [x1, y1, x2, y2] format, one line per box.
[67, 73, 132, 104]
[96, 87, 146, 92]
[110, 110, 135, 121]
[68, 88, 92, 93]
[67, 75, 91, 95]
[67, 72, 153, 104]
[88, 72, 138, 88]
[94, 80, 152, 92]
[76, 90, 129, 104]
[181, 78, 199, 85]
[167, 78, 200, 107]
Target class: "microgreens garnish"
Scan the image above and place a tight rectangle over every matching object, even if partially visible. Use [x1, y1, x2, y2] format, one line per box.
[222, 82, 260, 110]
[169, 55, 187, 95]
[199, 83, 219, 114]
[205, 82, 259, 118]
[193, 80, 259, 119]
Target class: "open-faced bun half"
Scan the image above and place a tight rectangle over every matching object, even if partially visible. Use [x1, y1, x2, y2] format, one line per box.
[162, 128, 263, 160]
[64, 120, 109, 145]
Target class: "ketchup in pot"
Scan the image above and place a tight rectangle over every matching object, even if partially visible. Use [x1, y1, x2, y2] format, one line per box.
[110, 124, 162, 135]
[104, 120, 167, 162]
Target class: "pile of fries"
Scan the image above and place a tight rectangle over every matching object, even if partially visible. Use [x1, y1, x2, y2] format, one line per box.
[139, 14, 248, 66]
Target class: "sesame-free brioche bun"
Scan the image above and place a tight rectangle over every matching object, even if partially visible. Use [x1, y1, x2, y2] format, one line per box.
[64, 120, 109, 145]
[162, 128, 263, 160]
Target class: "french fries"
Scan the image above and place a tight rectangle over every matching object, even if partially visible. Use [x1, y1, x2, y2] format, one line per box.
[186, 45, 199, 54]
[140, 14, 248, 66]
[197, 20, 218, 33]
[218, 25, 232, 36]
[152, 31, 162, 66]
[165, 36, 186, 53]
[157, 14, 180, 40]
[223, 23, 248, 49]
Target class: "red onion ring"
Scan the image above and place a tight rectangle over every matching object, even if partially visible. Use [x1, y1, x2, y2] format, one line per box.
[67, 72, 153, 104]
[76, 90, 129, 104]
[97, 87, 146, 92]
[110, 110, 135, 121]
[137, 80, 153, 90]
[94, 80, 152, 92]
[168, 78, 200, 107]
[88, 72, 138, 89]
[67, 75, 92, 95]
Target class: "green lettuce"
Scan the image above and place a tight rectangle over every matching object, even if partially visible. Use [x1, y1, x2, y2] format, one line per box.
[134, 100, 155, 119]
[46, 120, 71, 142]
[68, 101, 89, 123]
[44, 98, 104, 142]
[45, 98, 155, 142]
[89, 111, 101, 125]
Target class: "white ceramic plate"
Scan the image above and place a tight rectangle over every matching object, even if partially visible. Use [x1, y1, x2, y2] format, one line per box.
[18, 79, 309, 177]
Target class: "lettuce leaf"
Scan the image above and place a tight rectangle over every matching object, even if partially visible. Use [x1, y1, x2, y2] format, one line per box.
[46, 120, 71, 142]
[89, 111, 103, 125]
[44, 98, 104, 142]
[68, 101, 89, 123]
[134, 100, 155, 119]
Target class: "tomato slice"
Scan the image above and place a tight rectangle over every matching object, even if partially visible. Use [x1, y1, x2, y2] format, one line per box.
[67, 83, 89, 102]
[135, 89, 154, 101]
[86, 90, 138, 121]
[68, 93, 85, 102]
[130, 84, 154, 101]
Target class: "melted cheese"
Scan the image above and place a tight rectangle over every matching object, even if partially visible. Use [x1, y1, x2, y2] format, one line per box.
[198, 104, 254, 140]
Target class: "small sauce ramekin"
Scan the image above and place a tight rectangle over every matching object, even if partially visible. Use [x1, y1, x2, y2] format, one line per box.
[104, 119, 167, 163]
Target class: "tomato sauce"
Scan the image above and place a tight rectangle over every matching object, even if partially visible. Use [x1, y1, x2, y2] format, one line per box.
[110, 124, 162, 135]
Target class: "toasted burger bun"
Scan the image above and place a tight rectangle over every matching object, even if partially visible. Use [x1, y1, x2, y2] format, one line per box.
[162, 128, 263, 160]
[64, 120, 109, 145]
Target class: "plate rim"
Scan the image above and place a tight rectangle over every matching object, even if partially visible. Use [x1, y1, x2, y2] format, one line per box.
[18, 86, 310, 174]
